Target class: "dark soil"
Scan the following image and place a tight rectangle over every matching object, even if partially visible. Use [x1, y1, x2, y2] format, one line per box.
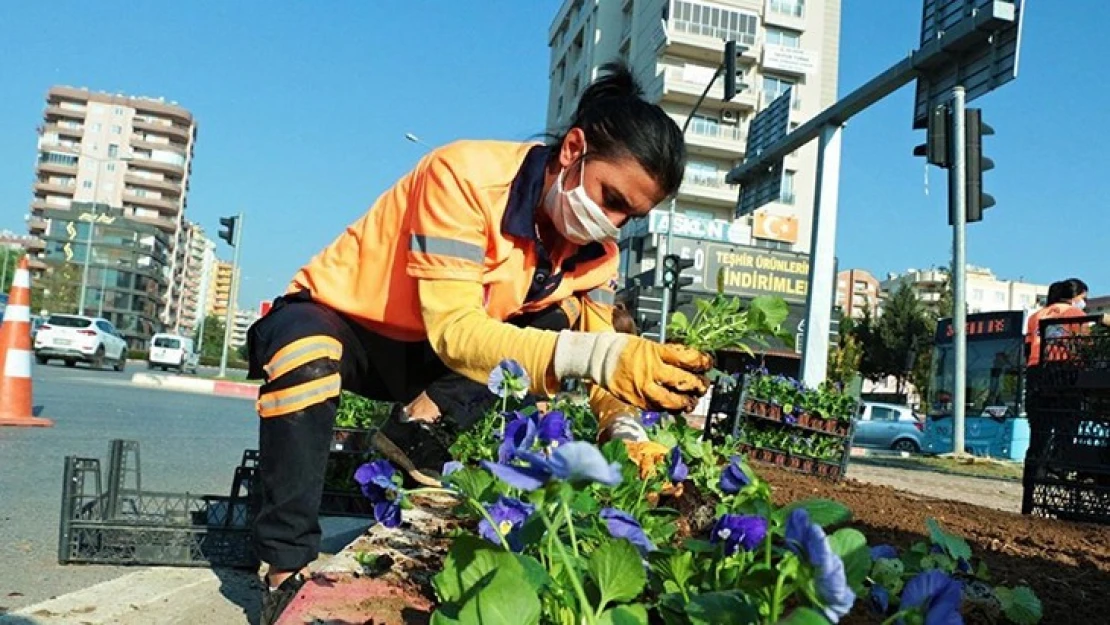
[761, 467, 1110, 625]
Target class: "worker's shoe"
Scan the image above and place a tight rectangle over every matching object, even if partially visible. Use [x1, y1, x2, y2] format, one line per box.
[260, 571, 307, 625]
[371, 407, 454, 488]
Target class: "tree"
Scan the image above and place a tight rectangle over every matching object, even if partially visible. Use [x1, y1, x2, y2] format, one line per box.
[32, 261, 81, 316]
[196, 315, 227, 360]
[0, 247, 20, 295]
[851, 307, 886, 382]
[875, 283, 933, 395]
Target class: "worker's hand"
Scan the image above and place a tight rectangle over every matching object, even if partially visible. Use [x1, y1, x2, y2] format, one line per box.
[553, 331, 712, 413]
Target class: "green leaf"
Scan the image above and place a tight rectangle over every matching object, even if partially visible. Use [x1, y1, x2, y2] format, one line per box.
[515, 553, 551, 593]
[775, 498, 853, 528]
[777, 607, 832, 625]
[996, 586, 1043, 625]
[572, 489, 600, 515]
[650, 550, 696, 593]
[683, 538, 716, 554]
[684, 590, 759, 625]
[431, 535, 540, 625]
[925, 518, 972, 561]
[670, 311, 690, 330]
[827, 528, 870, 593]
[444, 467, 496, 503]
[598, 604, 650, 625]
[587, 539, 647, 609]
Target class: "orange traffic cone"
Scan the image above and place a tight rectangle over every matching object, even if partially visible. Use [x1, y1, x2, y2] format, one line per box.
[0, 256, 52, 427]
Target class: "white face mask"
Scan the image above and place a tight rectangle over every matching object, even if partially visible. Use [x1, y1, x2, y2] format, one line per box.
[1075, 299, 1087, 311]
[543, 157, 620, 245]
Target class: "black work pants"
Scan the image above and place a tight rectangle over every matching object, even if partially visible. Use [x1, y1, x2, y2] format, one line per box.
[245, 291, 568, 571]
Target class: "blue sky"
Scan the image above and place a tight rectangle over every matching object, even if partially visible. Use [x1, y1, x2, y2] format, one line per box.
[1, 1, 1105, 310]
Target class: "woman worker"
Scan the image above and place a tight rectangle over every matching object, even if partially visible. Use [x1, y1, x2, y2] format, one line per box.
[247, 62, 713, 624]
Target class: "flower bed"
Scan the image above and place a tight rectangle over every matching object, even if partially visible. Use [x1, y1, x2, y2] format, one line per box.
[328, 360, 1059, 625]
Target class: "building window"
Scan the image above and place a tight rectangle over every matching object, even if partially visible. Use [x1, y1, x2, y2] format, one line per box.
[111, 125, 122, 134]
[83, 180, 93, 189]
[765, 26, 801, 48]
[754, 238, 791, 251]
[770, 0, 805, 18]
[971, 288, 984, 301]
[763, 75, 796, 104]
[107, 163, 117, 172]
[108, 144, 119, 158]
[92, 122, 102, 132]
[780, 171, 796, 204]
[114, 107, 124, 115]
[671, 0, 759, 46]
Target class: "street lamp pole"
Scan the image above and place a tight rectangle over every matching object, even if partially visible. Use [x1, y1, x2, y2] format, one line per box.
[76, 159, 105, 315]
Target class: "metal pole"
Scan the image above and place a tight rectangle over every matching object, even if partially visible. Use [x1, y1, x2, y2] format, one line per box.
[660, 65, 723, 343]
[77, 162, 100, 315]
[799, 124, 844, 387]
[949, 86, 968, 457]
[218, 212, 244, 378]
[97, 263, 108, 317]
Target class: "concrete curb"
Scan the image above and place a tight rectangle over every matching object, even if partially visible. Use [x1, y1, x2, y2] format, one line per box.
[130, 372, 258, 400]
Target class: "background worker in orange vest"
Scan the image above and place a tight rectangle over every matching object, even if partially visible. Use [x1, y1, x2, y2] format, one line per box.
[1025, 278, 1110, 366]
[246, 62, 713, 624]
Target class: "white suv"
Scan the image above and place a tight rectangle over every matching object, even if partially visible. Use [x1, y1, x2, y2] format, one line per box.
[33, 314, 129, 371]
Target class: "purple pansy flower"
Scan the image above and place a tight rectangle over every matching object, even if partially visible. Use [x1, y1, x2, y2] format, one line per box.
[900, 570, 964, 625]
[667, 446, 688, 483]
[710, 514, 768, 556]
[482, 441, 622, 492]
[499, 412, 537, 463]
[442, 460, 463, 476]
[354, 460, 404, 528]
[718, 456, 751, 494]
[870, 585, 890, 615]
[871, 545, 899, 561]
[487, 359, 530, 399]
[536, 410, 572, 448]
[477, 496, 534, 552]
[640, 411, 662, 428]
[600, 508, 656, 556]
[785, 508, 856, 623]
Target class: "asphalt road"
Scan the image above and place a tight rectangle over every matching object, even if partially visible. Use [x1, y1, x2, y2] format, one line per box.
[0, 361, 259, 611]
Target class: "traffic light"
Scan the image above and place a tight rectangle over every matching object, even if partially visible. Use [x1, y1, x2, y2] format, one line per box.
[723, 40, 749, 102]
[964, 108, 995, 223]
[218, 215, 238, 247]
[662, 254, 695, 311]
[913, 104, 950, 168]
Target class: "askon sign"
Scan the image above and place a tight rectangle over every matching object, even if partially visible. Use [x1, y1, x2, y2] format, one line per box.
[700, 243, 810, 303]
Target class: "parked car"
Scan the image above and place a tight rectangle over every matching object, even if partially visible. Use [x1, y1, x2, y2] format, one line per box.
[853, 402, 924, 453]
[33, 314, 129, 370]
[148, 333, 199, 374]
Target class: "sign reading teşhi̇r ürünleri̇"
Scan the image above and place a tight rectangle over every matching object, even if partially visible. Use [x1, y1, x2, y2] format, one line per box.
[700, 243, 810, 303]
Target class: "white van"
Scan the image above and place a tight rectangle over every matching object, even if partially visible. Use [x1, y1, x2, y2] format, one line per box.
[148, 333, 199, 374]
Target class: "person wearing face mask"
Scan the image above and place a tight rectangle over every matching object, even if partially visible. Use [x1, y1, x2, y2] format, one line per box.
[245, 62, 713, 624]
[1025, 278, 1110, 366]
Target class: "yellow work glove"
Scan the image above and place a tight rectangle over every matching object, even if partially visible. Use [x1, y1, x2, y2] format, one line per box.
[624, 440, 670, 479]
[552, 331, 712, 413]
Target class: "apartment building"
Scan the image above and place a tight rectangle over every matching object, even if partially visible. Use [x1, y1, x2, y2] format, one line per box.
[171, 221, 216, 338]
[206, 260, 238, 320]
[230, 308, 260, 349]
[545, 0, 840, 282]
[836, 268, 879, 319]
[27, 85, 197, 345]
[881, 266, 1048, 316]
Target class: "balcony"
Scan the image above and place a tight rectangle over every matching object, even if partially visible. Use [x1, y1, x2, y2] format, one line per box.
[129, 153, 185, 175]
[37, 159, 78, 176]
[124, 193, 180, 215]
[28, 216, 47, 233]
[764, 0, 807, 31]
[26, 237, 46, 251]
[684, 121, 747, 158]
[678, 170, 739, 207]
[661, 66, 758, 110]
[130, 214, 179, 234]
[666, 18, 760, 65]
[33, 181, 76, 196]
[131, 137, 189, 156]
[125, 173, 182, 196]
[132, 118, 192, 142]
[44, 122, 84, 139]
[44, 104, 86, 121]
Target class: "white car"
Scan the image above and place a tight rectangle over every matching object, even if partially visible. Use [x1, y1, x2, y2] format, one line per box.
[33, 314, 129, 370]
[148, 333, 199, 373]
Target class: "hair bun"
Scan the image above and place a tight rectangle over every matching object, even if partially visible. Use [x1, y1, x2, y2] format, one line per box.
[576, 62, 643, 112]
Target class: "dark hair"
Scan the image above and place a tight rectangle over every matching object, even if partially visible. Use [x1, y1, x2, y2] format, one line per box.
[612, 303, 639, 335]
[1047, 278, 1089, 305]
[551, 61, 686, 198]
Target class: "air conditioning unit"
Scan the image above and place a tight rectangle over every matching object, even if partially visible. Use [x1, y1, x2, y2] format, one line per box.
[719, 109, 739, 124]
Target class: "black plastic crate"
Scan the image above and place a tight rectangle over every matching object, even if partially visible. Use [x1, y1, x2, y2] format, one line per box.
[58, 441, 260, 569]
[1025, 408, 1110, 474]
[1029, 318, 1110, 392]
[1021, 477, 1110, 525]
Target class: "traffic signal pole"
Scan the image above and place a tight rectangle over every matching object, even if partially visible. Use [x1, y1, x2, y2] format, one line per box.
[949, 86, 968, 457]
[218, 212, 244, 379]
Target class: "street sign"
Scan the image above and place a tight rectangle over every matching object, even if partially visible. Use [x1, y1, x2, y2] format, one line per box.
[912, 0, 1024, 128]
[737, 87, 792, 217]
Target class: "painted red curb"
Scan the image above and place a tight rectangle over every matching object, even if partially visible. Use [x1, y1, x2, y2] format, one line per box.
[212, 380, 259, 399]
[274, 573, 433, 625]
